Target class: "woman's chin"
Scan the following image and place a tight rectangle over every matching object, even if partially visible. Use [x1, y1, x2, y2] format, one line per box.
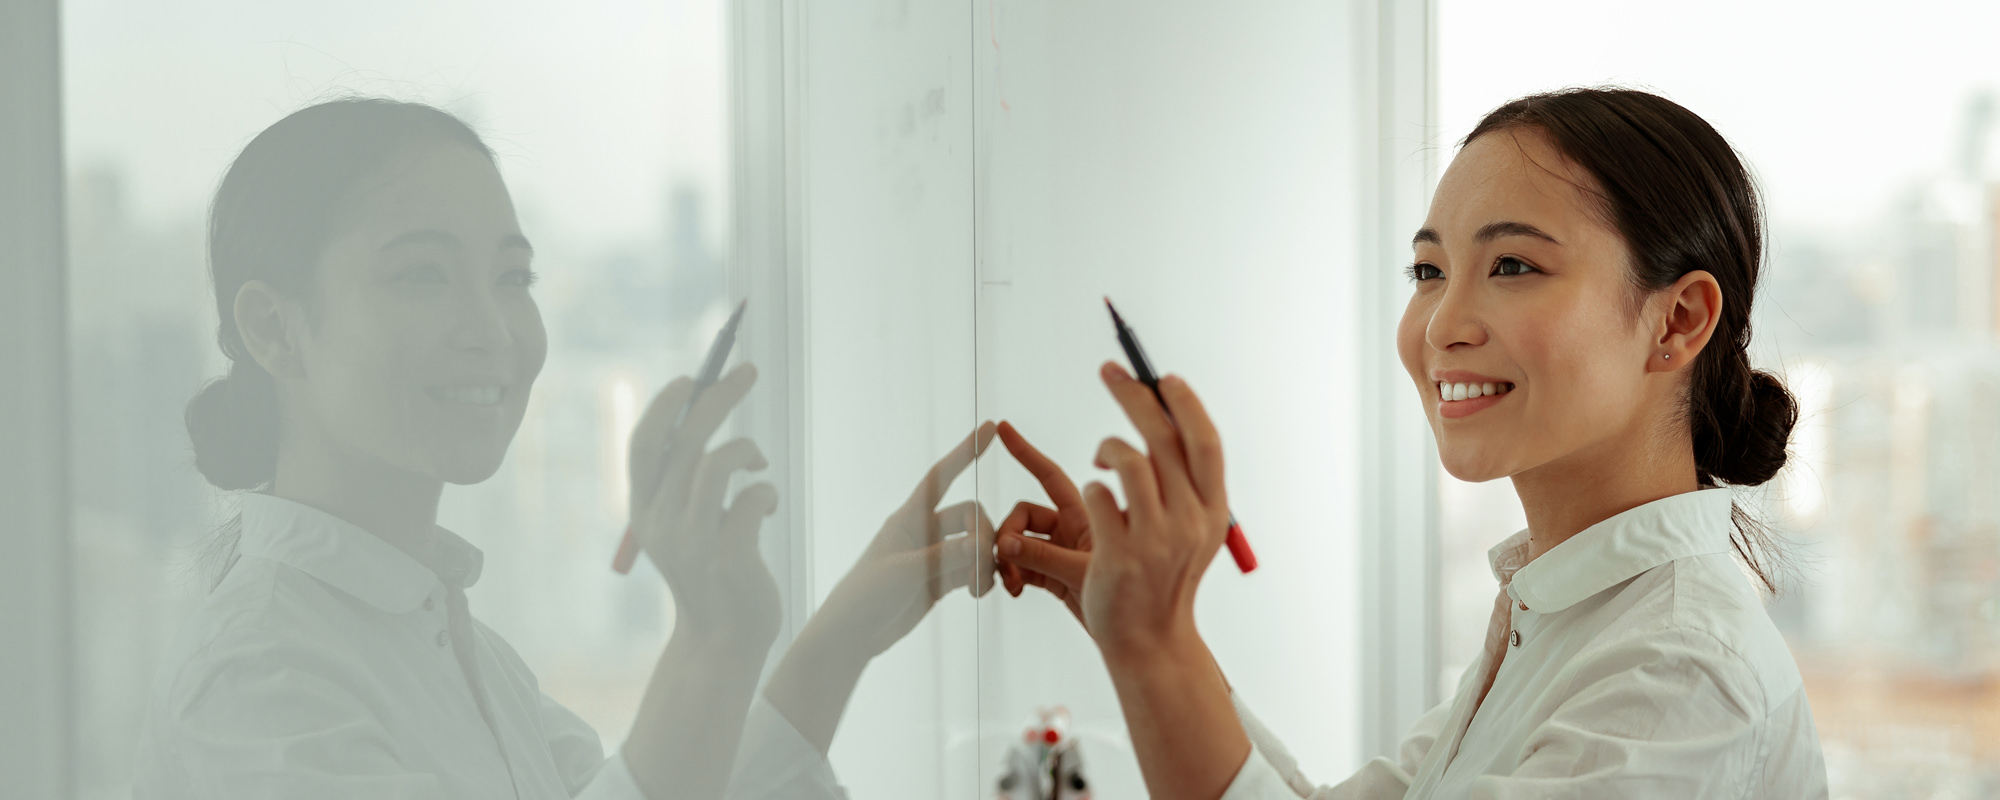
[433, 448, 510, 485]
[1437, 449, 1512, 484]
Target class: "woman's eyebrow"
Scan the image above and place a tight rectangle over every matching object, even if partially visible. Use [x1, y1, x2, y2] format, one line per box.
[378, 229, 463, 251]
[1475, 220, 1561, 245]
[377, 229, 536, 256]
[1410, 221, 1564, 249]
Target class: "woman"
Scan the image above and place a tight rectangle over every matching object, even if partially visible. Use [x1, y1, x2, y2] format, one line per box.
[994, 88, 1829, 798]
[133, 98, 999, 799]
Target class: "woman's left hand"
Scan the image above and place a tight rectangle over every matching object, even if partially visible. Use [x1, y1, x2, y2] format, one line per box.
[1078, 362, 1232, 660]
[810, 421, 1001, 662]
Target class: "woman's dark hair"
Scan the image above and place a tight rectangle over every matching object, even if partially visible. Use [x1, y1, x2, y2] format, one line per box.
[1464, 88, 1797, 592]
[185, 97, 491, 583]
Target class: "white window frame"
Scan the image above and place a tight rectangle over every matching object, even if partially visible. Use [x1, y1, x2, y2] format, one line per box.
[0, 0, 74, 794]
[1353, 0, 1443, 762]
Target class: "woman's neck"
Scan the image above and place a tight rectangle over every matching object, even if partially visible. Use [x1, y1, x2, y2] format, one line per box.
[1509, 420, 1701, 562]
[270, 427, 445, 565]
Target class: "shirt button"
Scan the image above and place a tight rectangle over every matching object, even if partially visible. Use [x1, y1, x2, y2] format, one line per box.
[1509, 630, 1521, 647]
[1517, 601, 1528, 611]
[436, 630, 449, 647]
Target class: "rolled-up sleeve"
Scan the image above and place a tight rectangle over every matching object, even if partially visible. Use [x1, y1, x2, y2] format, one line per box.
[1220, 691, 1449, 800]
[722, 697, 847, 800]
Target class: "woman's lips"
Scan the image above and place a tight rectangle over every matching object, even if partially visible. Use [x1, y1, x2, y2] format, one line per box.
[1439, 391, 1507, 419]
[1435, 379, 1514, 420]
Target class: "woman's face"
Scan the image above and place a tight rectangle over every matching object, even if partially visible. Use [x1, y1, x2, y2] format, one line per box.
[293, 142, 546, 485]
[1397, 128, 1662, 483]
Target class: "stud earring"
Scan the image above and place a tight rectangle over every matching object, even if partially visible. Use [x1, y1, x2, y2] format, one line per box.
[1662, 353, 1672, 360]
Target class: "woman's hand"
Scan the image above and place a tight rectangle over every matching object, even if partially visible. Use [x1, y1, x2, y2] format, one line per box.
[994, 421, 1094, 630]
[1076, 362, 1232, 660]
[627, 363, 781, 651]
[811, 421, 1001, 661]
[1073, 361, 1250, 800]
[763, 422, 1000, 755]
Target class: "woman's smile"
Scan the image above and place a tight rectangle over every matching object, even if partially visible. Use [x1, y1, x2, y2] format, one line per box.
[1432, 370, 1516, 419]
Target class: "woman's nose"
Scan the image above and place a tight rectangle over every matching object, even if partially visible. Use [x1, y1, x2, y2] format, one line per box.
[1425, 282, 1488, 352]
[447, 285, 512, 353]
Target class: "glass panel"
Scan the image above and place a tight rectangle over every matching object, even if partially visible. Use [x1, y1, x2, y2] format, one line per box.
[64, 1, 1381, 797]
[785, 1, 980, 795]
[62, 2, 745, 796]
[1437, 1, 2000, 794]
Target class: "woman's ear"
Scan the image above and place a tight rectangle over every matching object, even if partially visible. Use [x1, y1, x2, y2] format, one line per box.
[234, 280, 308, 379]
[1651, 270, 1722, 373]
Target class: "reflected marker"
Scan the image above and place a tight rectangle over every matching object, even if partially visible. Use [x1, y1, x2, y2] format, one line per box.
[613, 299, 748, 575]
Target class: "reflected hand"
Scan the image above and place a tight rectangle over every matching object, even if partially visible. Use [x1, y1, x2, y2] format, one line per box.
[627, 363, 781, 648]
[994, 421, 1094, 630]
[813, 421, 1001, 661]
[1078, 362, 1231, 658]
[764, 422, 1000, 755]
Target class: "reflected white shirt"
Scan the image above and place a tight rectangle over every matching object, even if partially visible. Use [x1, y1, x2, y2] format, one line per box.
[1224, 488, 1828, 799]
[132, 492, 831, 799]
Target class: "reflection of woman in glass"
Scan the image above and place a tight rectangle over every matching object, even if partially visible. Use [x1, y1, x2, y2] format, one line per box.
[996, 89, 1829, 798]
[133, 98, 994, 799]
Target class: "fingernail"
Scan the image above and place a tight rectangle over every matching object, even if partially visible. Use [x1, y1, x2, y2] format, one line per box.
[999, 536, 1021, 558]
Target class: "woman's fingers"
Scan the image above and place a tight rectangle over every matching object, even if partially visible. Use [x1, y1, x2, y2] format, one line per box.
[681, 438, 768, 536]
[1157, 375, 1227, 506]
[669, 363, 760, 455]
[908, 421, 998, 512]
[1099, 362, 1196, 508]
[717, 482, 780, 551]
[1094, 436, 1159, 524]
[997, 421, 1086, 512]
[927, 501, 999, 598]
[996, 530, 1090, 594]
[628, 376, 696, 503]
[1080, 480, 1129, 550]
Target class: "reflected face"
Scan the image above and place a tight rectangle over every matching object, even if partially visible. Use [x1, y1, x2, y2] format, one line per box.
[296, 143, 546, 485]
[1396, 128, 1656, 482]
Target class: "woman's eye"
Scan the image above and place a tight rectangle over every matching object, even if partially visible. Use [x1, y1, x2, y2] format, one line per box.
[1406, 262, 1443, 282]
[501, 269, 540, 289]
[1493, 256, 1539, 277]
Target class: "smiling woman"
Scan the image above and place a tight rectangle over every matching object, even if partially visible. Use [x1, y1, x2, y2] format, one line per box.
[134, 98, 795, 800]
[993, 87, 1829, 800]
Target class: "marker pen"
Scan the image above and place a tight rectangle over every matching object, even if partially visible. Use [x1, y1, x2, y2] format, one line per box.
[1105, 298, 1258, 573]
[613, 299, 748, 575]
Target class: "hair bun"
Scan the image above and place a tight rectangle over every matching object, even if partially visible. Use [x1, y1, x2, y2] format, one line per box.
[1700, 362, 1798, 488]
[185, 363, 280, 490]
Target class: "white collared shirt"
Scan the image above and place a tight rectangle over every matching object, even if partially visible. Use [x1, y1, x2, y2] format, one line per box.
[132, 492, 834, 799]
[1223, 488, 1829, 799]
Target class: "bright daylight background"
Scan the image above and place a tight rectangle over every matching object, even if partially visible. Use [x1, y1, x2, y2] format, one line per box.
[1437, 2, 2000, 797]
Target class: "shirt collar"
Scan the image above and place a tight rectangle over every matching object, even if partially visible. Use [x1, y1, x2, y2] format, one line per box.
[1487, 487, 1736, 614]
[237, 492, 485, 613]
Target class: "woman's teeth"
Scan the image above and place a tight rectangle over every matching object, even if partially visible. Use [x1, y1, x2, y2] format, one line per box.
[430, 386, 506, 406]
[1438, 381, 1513, 402]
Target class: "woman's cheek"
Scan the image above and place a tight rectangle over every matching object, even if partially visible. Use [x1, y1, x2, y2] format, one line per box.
[515, 301, 548, 386]
[1396, 294, 1433, 382]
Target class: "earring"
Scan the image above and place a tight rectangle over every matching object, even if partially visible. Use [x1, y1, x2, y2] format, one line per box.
[1662, 354, 1672, 360]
